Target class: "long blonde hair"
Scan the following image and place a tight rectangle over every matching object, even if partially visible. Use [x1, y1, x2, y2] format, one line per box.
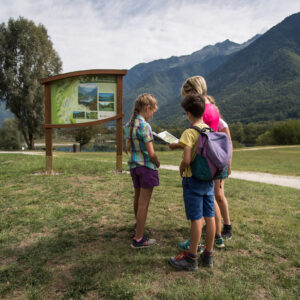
[181, 75, 218, 107]
[128, 93, 157, 143]
[181, 76, 207, 97]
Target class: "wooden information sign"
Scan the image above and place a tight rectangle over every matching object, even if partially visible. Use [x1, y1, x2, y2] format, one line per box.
[41, 69, 127, 174]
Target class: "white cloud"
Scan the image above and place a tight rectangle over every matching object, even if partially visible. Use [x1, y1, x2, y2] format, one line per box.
[0, 0, 299, 72]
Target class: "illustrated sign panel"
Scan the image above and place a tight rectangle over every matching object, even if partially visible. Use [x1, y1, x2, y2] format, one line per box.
[51, 75, 117, 124]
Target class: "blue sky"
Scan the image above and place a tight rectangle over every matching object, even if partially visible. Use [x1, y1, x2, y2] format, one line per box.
[1, 0, 299, 72]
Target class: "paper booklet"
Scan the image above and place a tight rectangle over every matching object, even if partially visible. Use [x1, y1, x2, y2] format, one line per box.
[152, 131, 179, 144]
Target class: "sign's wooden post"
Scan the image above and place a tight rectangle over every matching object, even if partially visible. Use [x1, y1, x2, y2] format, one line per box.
[116, 75, 123, 172]
[41, 69, 127, 174]
[44, 83, 53, 174]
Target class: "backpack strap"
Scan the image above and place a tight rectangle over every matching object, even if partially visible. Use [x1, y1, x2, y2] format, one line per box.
[190, 126, 214, 133]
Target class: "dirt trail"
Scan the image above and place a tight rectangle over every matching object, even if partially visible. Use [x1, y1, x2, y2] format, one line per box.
[1, 151, 299, 189]
[160, 165, 300, 190]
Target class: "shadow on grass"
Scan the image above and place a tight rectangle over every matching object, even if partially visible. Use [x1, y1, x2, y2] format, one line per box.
[0, 224, 175, 299]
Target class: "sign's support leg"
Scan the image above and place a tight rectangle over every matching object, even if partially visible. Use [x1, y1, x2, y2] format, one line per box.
[45, 128, 53, 174]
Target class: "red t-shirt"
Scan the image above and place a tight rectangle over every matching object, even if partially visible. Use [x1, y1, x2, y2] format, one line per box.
[203, 103, 219, 132]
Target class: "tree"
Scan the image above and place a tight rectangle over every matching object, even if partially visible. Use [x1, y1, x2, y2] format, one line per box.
[230, 122, 244, 144]
[0, 118, 23, 150]
[72, 126, 102, 151]
[0, 17, 62, 149]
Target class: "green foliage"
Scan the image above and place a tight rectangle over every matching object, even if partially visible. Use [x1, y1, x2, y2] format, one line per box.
[71, 126, 102, 151]
[230, 122, 244, 143]
[0, 103, 12, 126]
[270, 120, 300, 145]
[0, 17, 62, 149]
[0, 118, 23, 150]
[228, 120, 300, 146]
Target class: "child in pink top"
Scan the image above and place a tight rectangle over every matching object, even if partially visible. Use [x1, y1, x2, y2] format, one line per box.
[203, 102, 219, 132]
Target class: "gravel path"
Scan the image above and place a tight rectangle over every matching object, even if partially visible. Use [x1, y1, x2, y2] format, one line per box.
[160, 165, 300, 190]
[1, 151, 299, 189]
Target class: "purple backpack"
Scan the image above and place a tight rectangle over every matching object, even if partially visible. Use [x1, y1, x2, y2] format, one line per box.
[190, 126, 231, 180]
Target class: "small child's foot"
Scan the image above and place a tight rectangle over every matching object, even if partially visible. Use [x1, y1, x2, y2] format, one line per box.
[215, 235, 225, 249]
[177, 238, 204, 253]
[131, 236, 156, 249]
[222, 224, 232, 240]
[169, 251, 198, 271]
[200, 251, 214, 268]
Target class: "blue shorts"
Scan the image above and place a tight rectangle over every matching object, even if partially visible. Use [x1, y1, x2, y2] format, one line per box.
[182, 177, 215, 220]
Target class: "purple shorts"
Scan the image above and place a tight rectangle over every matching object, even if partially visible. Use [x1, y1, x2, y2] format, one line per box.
[130, 166, 159, 189]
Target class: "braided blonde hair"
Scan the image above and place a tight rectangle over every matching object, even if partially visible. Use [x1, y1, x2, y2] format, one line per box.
[128, 93, 157, 147]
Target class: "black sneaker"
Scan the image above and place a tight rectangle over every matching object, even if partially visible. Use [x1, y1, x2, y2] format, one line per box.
[221, 225, 232, 240]
[200, 251, 213, 268]
[169, 251, 198, 271]
[131, 236, 156, 249]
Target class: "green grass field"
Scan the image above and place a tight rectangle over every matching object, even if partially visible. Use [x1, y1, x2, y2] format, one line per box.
[0, 148, 299, 299]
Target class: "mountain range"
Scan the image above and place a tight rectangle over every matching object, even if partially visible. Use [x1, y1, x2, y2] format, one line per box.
[123, 12, 300, 125]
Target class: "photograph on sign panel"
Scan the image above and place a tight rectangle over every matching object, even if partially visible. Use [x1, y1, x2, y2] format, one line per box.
[86, 111, 98, 119]
[99, 102, 114, 112]
[78, 83, 98, 110]
[73, 111, 86, 119]
[99, 92, 114, 102]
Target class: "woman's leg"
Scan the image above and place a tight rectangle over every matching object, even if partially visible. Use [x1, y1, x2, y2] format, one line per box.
[214, 199, 222, 236]
[215, 180, 231, 225]
[135, 187, 153, 239]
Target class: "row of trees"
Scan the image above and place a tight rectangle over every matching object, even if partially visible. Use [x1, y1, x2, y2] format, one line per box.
[230, 120, 300, 146]
[1, 117, 300, 151]
[152, 120, 300, 148]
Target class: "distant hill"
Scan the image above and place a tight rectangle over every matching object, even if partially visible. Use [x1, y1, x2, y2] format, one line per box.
[0, 103, 12, 126]
[207, 12, 300, 123]
[123, 36, 261, 123]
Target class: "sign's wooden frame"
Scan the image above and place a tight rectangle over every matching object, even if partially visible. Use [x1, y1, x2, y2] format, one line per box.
[41, 69, 127, 174]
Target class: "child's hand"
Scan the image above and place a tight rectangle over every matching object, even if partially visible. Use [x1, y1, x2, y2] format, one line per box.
[169, 143, 177, 150]
[156, 160, 160, 168]
[169, 142, 183, 150]
[179, 165, 185, 177]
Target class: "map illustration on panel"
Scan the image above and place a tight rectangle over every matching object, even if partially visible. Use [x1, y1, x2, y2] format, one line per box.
[51, 75, 117, 124]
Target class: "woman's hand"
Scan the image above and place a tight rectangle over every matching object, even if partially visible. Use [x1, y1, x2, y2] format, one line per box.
[227, 164, 231, 177]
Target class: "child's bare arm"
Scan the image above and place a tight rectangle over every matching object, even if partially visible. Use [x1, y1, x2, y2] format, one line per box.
[179, 145, 192, 177]
[169, 142, 184, 150]
[146, 141, 160, 168]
